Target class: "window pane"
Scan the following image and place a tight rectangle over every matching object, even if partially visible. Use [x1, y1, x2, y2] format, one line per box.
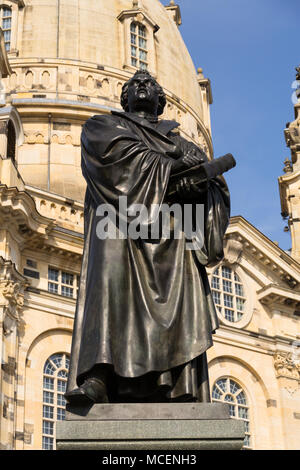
[58, 369, 68, 378]
[236, 391, 246, 404]
[61, 285, 73, 298]
[212, 290, 221, 305]
[211, 276, 219, 290]
[212, 386, 222, 400]
[130, 33, 136, 45]
[222, 266, 232, 279]
[3, 30, 10, 41]
[244, 434, 251, 447]
[43, 376, 54, 390]
[42, 421, 54, 436]
[48, 268, 59, 282]
[130, 22, 136, 33]
[224, 294, 233, 308]
[235, 283, 244, 296]
[244, 421, 250, 433]
[43, 391, 54, 404]
[131, 58, 137, 67]
[43, 405, 54, 419]
[138, 25, 146, 37]
[57, 379, 67, 393]
[57, 393, 66, 407]
[3, 8, 11, 18]
[139, 50, 147, 61]
[139, 37, 147, 49]
[43, 360, 56, 376]
[131, 45, 137, 57]
[236, 297, 245, 311]
[50, 354, 62, 368]
[48, 282, 58, 294]
[216, 378, 227, 392]
[229, 380, 240, 394]
[223, 279, 232, 293]
[42, 436, 53, 450]
[62, 272, 73, 285]
[57, 408, 65, 421]
[140, 62, 147, 70]
[224, 309, 234, 322]
[238, 406, 248, 419]
[224, 394, 234, 403]
[3, 18, 11, 29]
[229, 405, 235, 417]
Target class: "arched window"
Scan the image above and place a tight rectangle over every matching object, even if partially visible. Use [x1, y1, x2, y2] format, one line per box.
[0, 6, 12, 51]
[212, 377, 251, 448]
[42, 353, 69, 450]
[130, 22, 148, 70]
[211, 266, 246, 323]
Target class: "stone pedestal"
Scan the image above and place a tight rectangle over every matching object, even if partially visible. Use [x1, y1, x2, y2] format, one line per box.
[56, 403, 245, 450]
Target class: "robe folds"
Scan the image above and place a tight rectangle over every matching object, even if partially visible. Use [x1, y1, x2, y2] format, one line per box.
[66, 111, 231, 402]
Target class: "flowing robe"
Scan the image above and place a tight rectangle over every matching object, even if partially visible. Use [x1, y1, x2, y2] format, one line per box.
[66, 111, 230, 401]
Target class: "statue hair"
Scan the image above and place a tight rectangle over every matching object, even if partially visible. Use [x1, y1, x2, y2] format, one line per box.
[120, 70, 167, 116]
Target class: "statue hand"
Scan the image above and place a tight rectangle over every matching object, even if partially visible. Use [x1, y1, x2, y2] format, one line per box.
[181, 148, 205, 168]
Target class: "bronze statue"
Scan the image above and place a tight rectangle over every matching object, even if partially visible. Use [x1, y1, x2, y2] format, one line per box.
[65, 70, 232, 405]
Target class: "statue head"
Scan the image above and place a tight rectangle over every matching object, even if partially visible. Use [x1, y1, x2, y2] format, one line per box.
[121, 70, 166, 116]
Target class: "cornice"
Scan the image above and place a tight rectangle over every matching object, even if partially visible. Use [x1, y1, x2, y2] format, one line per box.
[257, 284, 300, 310]
[0, 184, 55, 242]
[117, 9, 159, 31]
[227, 216, 300, 288]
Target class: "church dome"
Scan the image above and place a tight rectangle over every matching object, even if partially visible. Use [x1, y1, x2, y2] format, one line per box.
[3, 0, 212, 201]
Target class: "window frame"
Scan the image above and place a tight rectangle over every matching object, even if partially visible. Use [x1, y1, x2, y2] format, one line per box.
[209, 264, 253, 329]
[117, 9, 158, 75]
[48, 266, 80, 299]
[42, 353, 69, 451]
[212, 377, 251, 449]
[130, 21, 148, 70]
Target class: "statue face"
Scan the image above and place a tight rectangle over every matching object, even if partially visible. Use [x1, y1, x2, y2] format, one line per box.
[127, 73, 160, 115]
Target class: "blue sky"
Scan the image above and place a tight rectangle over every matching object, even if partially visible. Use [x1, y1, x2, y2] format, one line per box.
[161, 0, 300, 250]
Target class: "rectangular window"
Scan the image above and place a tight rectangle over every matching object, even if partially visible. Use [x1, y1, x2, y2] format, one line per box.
[48, 267, 79, 298]
[24, 268, 40, 279]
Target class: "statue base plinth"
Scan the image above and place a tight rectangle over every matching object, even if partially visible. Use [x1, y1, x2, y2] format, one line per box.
[56, 403, 245, 450]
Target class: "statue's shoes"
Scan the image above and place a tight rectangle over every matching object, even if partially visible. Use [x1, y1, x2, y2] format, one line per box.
[64, 378, 109, 405]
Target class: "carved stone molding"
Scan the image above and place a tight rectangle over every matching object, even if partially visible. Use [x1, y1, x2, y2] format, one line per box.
[273, 352, 300, 381]
[0, 257, 28, 337]
[223, 238, 243, 265]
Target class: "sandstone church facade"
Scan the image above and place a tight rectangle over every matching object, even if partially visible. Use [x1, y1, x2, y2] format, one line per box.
[0, 0, 299, 450]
